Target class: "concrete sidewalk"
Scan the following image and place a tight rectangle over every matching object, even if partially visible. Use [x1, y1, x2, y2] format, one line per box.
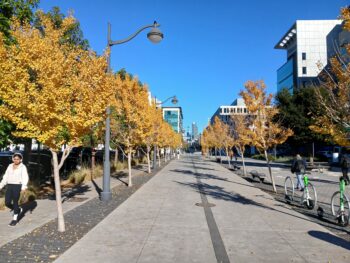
[0, 167, 146, 247]
[55, 154, 350, 263]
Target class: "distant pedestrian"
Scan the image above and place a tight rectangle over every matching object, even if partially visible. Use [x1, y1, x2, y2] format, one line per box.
[0, 153, 29, 226]
[291, 154, 307, 191]
[340, 154, 350, 185]
[176, 149, 180, 159]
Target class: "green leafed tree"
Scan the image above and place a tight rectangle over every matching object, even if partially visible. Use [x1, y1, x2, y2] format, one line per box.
[0, 0, 39, 44]
[275, 87, 328, 154]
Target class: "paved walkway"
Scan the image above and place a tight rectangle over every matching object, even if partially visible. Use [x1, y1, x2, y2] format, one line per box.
[54, 154, 350, 263]
[0, 167, 145, 247]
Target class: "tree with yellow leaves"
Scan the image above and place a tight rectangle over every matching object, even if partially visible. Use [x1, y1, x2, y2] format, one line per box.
[310, 7, 350, 146]
[110, 75, 151, 187]
[221, 121, 235, 168]
[140, 104, 163, 173]
[0, 15, 115, 232]
[230, 115, 253, 176]
[240, 80, 293, 192]
[211, 116, 226, 162]
[201, 124, 216, 157]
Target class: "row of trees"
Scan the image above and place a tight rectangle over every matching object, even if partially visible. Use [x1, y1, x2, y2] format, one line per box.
[202, 6, 350, 193]
[201, 81, 293, 192]
[0, 5, 182, 232]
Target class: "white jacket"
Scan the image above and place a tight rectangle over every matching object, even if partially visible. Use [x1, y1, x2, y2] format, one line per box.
[0, 163, 29, 190]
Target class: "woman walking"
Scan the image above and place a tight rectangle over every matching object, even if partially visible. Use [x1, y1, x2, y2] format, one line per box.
[0, 153, 29, 226]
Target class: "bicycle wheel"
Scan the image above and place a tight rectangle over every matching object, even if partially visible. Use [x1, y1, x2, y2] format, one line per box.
[303, 182, 317, 210]
[331, 191, 350, 226]
[284, 176, 294, 203]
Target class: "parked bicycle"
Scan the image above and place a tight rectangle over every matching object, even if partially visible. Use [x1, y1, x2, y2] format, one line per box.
[330, 176, 350, 226]
[284, 171, 317, 210]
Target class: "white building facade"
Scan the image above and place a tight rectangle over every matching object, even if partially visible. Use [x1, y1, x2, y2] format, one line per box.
[275, 20, 342, 93]
[210, 98, 248, 125]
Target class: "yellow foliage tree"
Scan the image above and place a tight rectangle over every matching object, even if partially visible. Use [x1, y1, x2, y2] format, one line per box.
[211, 116, 226, 161]
[201, 124, 216, 157]
[240, 80, 293, 192]
[0, 15, 115, 232]
[310, 7, 350, 146]
[230, 115, 253, 176]
[110, 75, 150, 187]
[140, 104, 163, 173]
[221, 121, 235, 168]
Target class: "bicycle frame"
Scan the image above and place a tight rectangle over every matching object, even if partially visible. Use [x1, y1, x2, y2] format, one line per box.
[339, 177, 346, 215]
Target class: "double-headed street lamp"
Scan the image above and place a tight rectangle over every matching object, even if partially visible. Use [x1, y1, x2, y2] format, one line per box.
[101, 21, 164, 202]
[153, 95, 178, 169]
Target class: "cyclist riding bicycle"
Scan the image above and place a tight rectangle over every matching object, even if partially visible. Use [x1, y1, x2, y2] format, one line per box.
[340, 153, 350, 186]
[291, 154, 307, 191]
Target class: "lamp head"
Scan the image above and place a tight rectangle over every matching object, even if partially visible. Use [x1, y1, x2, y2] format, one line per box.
[147, 21, 163, 44]
[171, 96, 178, 105]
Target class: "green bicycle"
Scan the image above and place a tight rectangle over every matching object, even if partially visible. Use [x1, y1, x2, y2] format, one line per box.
[330, 176, 350, 226]
[284, 172, 317, 210]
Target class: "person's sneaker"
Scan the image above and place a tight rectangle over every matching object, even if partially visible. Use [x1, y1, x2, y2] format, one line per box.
[8, 220, 17, 226]
[19, 207, 23, 215]
[300, 188, 304, 191]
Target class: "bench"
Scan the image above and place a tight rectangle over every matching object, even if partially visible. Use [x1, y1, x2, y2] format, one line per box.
[250, 170, 266, 183]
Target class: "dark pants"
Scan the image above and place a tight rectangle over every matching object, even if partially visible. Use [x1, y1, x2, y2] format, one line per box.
[5, 184, 22, 215]
[342, 168, 350, 182]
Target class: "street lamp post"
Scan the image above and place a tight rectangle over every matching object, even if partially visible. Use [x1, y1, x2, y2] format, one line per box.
[101, 22, 164, 202]
[152, 95, 178, 169]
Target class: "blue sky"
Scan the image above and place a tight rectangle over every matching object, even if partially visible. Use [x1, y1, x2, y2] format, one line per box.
[39, 0, 347, 133]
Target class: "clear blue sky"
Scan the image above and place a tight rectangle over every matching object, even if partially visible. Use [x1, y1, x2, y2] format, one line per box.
[39, 0, 347, 133]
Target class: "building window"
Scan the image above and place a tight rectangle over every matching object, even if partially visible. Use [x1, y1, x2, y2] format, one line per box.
[302, 67, 307, 75]
[302, 52, 306, 60]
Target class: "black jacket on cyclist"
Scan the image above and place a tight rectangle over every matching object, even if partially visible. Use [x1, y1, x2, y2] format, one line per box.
[291, 158, 307, 174]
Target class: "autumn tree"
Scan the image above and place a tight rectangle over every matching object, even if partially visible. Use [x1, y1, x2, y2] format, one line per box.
[230, 115, 253, 175]
[211, 116, 226, 161]
[310, 7, 350, 146]
[0, 0, 39, 43]
[0, 0, 39, 149]
[110, 75, 150, 187]
[241, 80, 293, 192]
[0, 15, 115, 231]
[221, 121, 235, 168]
[143, 105, 163, 172]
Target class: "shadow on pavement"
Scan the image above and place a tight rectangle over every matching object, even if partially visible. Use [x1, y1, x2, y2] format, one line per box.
[176, 180, 272, 210]
[18, 200, 38, 222]
[171, 169, 267, 191]
[310, 178, 339, 185]
[91, 179, 102, 197]
[308, 230, 350, 250]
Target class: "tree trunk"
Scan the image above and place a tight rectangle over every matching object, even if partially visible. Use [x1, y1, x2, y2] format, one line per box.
[158, 149, 161, 167]
[219, 148, 222, 163]
[147, 146, 151, 174]
[241, 154, 247, 176]
[91, 150, 96, 180]
[128, 148, 132, 187]
[264, 150, 276, 193]
[51, 151, 65, 232]
[23, 139, 32, 166]
[114, 147, 118, 168]
[226, 147, 230, 168]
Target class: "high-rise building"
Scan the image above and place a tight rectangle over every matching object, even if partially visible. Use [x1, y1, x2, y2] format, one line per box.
[192, 122, 198, 140]
[275, 20, 343, 93]
[162, 107, 183, 133]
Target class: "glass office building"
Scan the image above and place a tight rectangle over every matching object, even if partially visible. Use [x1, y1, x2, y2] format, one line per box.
[162, 107, 183, 133]
[275, 20, 342, 93]
[277, 59, 294, 93]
